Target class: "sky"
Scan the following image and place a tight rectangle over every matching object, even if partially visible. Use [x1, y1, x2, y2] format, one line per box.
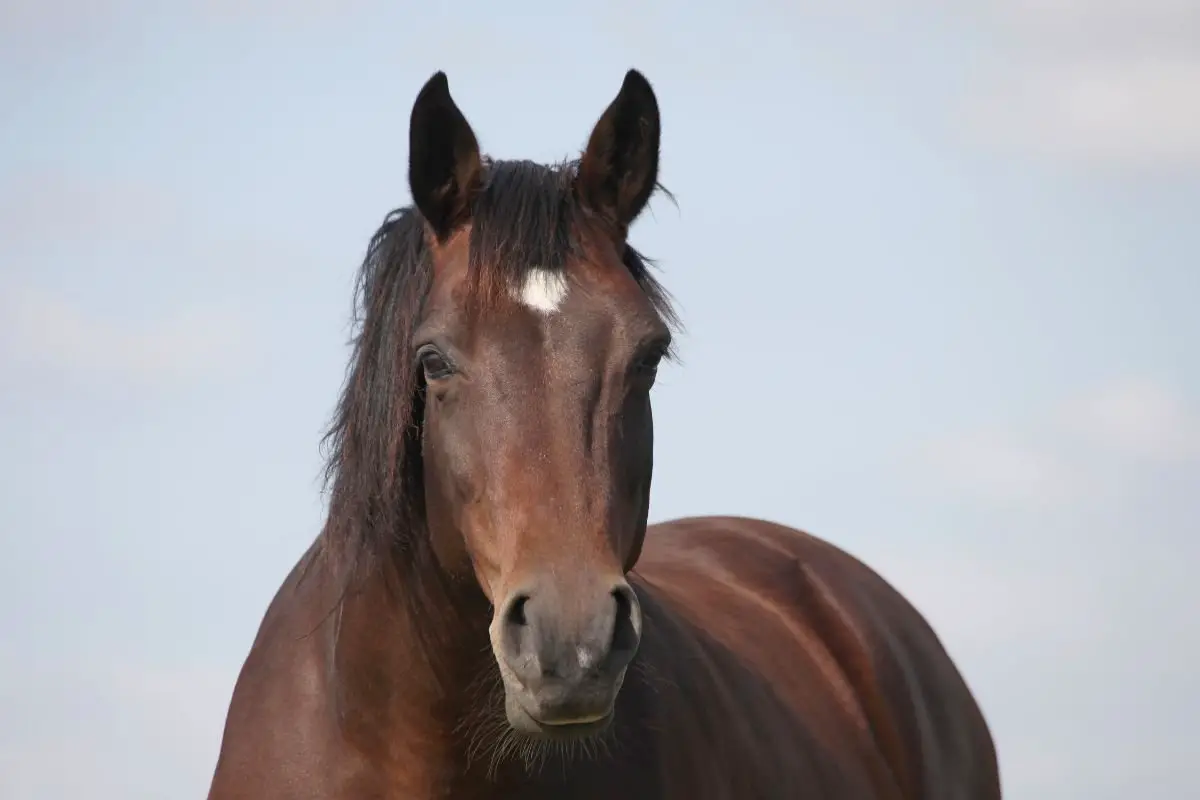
[0, 1, 1196, 797]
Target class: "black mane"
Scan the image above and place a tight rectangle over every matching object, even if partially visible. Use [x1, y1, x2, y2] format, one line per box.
[318, 158, 676, 586]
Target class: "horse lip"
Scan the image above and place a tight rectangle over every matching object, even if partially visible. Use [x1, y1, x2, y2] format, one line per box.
[536, 710, 612, 727]
[510, 701, 615, 737]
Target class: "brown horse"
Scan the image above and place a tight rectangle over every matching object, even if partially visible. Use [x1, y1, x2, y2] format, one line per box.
[207, 70, 1001, 799]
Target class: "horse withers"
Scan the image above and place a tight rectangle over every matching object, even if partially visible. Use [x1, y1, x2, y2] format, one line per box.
[207, 70, 1001, 799]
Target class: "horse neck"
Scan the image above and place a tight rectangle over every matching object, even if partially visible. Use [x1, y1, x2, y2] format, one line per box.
[326, 530, 496, 789]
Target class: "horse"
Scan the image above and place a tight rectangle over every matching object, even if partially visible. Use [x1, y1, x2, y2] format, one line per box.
[207, 69, 1001, 799]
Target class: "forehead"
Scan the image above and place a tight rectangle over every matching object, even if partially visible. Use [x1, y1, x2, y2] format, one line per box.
[424, 224, 667, 346]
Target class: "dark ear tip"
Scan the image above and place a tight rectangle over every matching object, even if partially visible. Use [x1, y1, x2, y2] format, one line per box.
[415, 71, 451, 105]
[620, 69, 656, 101]
[622, 69, 651, 89]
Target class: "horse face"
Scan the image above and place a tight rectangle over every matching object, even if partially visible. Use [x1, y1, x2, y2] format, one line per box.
[407, 70, 667, 737]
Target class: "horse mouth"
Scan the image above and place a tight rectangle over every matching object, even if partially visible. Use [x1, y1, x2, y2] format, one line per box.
[506, 699, 615, 739]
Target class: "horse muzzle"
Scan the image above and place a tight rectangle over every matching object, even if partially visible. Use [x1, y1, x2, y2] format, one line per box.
[491, 577, 642, 737]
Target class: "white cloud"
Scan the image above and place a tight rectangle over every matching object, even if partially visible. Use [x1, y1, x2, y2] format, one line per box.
[964, 57, 1200, 172]
[0, 0, 132, 36]
[200, 0, 377, 19]
[0, 285, 254, 384]
[0, 0, 378, 42]
[0, 170, 265, 386]
[989, 0, 1200, 41]
[957, 0, 1200, 171]
[913, 377, 1199, 506]
[1061, 377, 1200, 461]
[894, 374, 1200, 796]
[0, 171, 186, 251]
[873, 547, 1107, 656]
[914, 427, 1083, 508]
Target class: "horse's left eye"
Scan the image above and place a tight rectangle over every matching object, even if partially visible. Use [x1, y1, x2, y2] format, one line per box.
[419, 349, 455, 381]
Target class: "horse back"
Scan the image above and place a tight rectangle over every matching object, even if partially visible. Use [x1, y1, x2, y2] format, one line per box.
[633, 516, 1001, 799]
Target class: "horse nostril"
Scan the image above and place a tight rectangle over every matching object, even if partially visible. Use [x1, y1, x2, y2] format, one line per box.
[608, 583, 642, 666]
[498, 591, 540, 685]
[504, 593, 530, 627]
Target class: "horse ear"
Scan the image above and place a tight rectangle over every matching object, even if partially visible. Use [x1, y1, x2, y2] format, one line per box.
[577, 69, 661, 233]
[408, 71, 483, 241]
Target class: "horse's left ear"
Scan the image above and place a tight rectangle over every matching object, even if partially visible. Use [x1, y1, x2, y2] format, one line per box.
[408, 71, 483, 242]
[577, 69, 661, 233]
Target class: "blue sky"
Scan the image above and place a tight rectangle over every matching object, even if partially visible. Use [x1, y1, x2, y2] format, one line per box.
[1, 1, 1197, 797]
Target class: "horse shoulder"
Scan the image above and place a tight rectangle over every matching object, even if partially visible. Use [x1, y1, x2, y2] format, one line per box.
[633, 519, 884, 797]
[207, 544, 363, 799]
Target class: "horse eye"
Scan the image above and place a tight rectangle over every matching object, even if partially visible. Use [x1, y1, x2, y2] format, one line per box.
[635, 348, 665, 378]
[419, 349, 455, 381]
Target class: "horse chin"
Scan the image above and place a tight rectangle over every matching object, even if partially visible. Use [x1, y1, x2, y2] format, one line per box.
[503, 691, 615, 741]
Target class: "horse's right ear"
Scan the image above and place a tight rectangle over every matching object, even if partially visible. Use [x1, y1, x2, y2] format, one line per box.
[408, 72, 483, 241]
